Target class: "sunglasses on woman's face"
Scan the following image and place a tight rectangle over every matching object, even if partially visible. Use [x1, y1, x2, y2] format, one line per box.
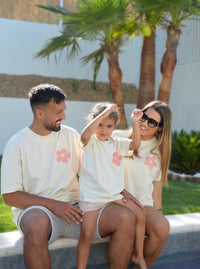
[140, 112, 161, 128]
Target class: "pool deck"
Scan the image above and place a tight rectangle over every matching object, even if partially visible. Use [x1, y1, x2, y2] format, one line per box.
[0, 213, 200, 268]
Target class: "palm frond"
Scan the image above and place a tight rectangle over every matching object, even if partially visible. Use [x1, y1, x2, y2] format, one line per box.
[60, 0, 131, 41]
[36, 0, 157, 83]
[134, 0, 190, 13]
[36, 4, 70, 15]
[36, 28, 81, 60]
[115, 18, 151, 38]
[134, 0, 200, 29]
[165, 0, 200, 26]
[82, 48, 105, 89]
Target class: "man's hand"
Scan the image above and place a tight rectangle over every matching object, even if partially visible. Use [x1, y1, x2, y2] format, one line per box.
[3, 191, 85, 226]
[50, 200, 84, 226]
[121, 189, 145, 210]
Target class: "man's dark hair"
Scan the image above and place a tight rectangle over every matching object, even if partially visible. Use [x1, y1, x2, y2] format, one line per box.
[28, 84, 66, 112]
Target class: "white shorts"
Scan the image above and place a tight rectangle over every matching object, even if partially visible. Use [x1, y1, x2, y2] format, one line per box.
[78, 201, 107, 212]
[18, 204, 107, 244]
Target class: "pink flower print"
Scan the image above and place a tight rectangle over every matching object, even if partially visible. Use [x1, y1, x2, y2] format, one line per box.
[144, 155, 157, 169]
[56, 148, 71, 163]
[112, 152, 122, 167]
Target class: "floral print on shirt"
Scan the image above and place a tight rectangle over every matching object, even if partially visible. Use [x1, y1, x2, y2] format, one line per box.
[144, 155, 157, 169]
[112, 152, 122, 166]
[56, 148, 71, 163]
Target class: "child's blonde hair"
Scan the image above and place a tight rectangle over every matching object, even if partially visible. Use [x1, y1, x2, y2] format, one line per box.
[87, 102, 120, 125]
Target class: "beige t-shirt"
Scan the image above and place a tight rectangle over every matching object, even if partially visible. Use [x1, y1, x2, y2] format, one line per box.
[79, 134, 131, 203]
[1, 126, 81, 224]
[113, 130, 161, 206]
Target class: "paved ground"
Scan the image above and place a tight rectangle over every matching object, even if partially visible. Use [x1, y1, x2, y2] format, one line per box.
[149, 251, 200, 269]
[82, 251, 200, 269]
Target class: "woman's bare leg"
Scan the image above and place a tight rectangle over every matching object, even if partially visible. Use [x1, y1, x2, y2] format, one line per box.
[144, 206, 170, 265]
[77, 210, 98, 269]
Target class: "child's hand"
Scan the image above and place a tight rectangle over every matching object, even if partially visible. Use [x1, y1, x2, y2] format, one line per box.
[103, 104, 118, 118]
[131, 109, 143, 122]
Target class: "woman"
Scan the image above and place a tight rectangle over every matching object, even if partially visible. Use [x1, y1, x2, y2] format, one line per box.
[113, 101, 172, 265]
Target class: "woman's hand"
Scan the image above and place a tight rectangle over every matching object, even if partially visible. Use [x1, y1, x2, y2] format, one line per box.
[121, 189, 145, 210]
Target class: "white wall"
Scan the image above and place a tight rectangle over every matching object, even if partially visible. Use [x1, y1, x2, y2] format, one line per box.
[0, 98, 134, 154]
[0, 18, 200, 154]
[0, 18, 140, 83]
[169, 64, 200, 132]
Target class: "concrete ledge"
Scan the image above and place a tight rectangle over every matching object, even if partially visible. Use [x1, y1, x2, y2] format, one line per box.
[0, 213, 200, 268]
[0, 231, 78, 258]
[168, 171, 200, 183]
[166, 213, 200, 234]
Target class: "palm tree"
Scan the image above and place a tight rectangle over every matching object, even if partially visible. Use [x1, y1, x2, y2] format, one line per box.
[158, 1, 200, 103]
[134, 0, 190, 108]
[36, 0, 150, 129]
[137, 20, 156, 109]
[134, 0, 163, 109]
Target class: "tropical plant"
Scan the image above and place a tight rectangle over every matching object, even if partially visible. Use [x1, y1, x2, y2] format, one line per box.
[134, 0, 163, 109]
[158, 0, 200, 103]
[132, 0, 200, 108]
[36, 0, 150, 129]
[170, 130, 200, 175]
[136, 15, 157, 109]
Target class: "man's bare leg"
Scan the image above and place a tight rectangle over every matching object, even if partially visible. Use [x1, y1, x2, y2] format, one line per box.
[99, 203, 136, 269]
[20, 209, 52, 269]
[144, 206, 170, 265]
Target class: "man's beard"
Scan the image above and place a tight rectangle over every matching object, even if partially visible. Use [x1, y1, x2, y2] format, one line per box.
[44, 121, 61, 132]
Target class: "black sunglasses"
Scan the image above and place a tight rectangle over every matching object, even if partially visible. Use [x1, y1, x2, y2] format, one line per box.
[140, 112, 161, 128]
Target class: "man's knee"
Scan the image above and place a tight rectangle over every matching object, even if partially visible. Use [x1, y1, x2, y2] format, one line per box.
[118, 207, 136, 233]
[99, 204, 136, 238]
[20, 209, 52, 245]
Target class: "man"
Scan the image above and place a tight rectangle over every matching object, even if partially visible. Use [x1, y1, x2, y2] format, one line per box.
[1, 84, 136, 269]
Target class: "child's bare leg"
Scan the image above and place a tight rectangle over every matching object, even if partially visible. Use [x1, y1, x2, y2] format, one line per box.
[77, 210, 98, 269]
[115, 200, 147, 269]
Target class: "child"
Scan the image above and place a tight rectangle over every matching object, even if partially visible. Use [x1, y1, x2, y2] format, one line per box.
[77, 102, 147, 269]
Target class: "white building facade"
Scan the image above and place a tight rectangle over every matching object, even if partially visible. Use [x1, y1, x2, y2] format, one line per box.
[0, 17, 200, 154]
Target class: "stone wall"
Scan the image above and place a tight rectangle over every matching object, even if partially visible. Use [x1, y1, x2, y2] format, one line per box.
[0, 74, 138, 104]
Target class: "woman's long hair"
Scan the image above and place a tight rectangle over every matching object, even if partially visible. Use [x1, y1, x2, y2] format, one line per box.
[129, 101, 172, 186]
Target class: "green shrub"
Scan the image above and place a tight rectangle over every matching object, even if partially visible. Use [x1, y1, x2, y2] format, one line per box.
[169, 130, 200, 175]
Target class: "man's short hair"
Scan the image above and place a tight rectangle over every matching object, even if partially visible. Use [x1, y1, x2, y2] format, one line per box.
[28, 84, 66, 112]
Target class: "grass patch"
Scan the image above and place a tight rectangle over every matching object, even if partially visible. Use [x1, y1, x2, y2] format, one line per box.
[162, 179, 200, 215]
[0, 195, 17, 232]
[0, 155, 18, 232]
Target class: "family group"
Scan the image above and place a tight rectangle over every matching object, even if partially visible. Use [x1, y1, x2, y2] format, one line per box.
[1, 84, 172, 269]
